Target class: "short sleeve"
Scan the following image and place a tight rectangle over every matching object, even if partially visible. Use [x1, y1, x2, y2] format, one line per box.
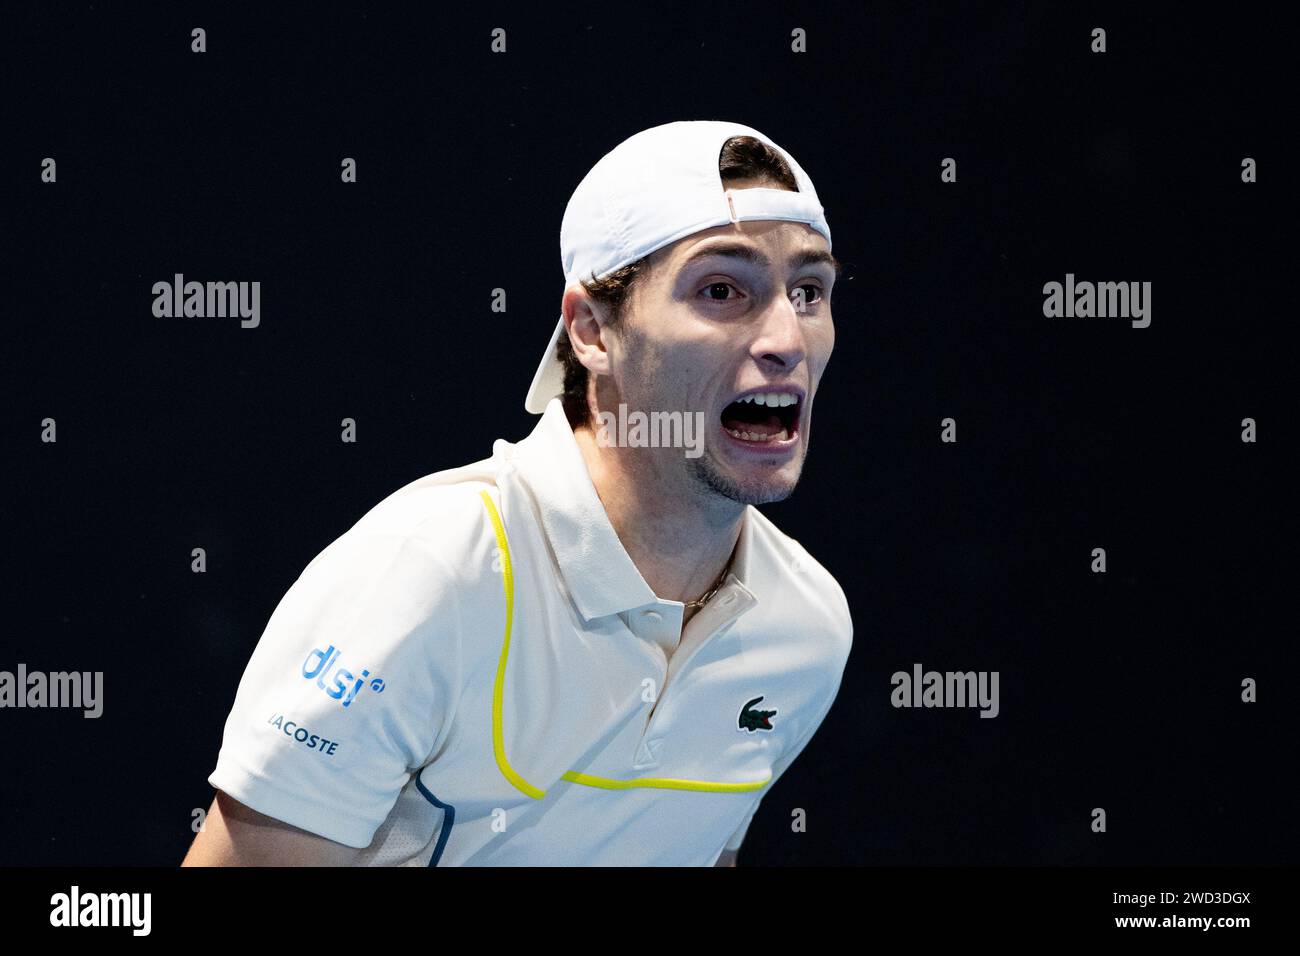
[722, 673, 843, 853]
[207, 529, 464, 849]
[723, 808, 757, 852]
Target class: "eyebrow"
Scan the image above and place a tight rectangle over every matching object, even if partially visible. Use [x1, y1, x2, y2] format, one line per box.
[679, 240, 842, 279]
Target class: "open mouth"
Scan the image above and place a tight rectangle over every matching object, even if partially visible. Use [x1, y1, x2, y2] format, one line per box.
[720, 390, 802, 444]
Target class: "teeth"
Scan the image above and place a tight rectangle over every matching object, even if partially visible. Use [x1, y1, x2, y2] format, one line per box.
[724, 426, 791, 442]
[736, 392, 800, 407]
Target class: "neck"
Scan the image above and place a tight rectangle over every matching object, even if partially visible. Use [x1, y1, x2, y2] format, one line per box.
[572, 422, 743, 614]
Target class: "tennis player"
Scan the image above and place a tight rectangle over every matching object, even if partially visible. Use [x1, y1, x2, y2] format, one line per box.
[183, 120, 852, 866]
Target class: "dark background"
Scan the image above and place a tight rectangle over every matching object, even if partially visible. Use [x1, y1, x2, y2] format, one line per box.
[3, 2, 1292, 866]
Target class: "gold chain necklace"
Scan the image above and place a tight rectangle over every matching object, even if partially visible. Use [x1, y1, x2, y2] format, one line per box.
[683, 552, 735, 609]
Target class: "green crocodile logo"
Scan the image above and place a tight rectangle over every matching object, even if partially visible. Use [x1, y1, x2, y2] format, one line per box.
[738, 695, 778, 732]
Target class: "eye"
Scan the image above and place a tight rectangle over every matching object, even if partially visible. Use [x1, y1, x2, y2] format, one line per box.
[792, 283, 824, 306]
[699, 281, 741, 302]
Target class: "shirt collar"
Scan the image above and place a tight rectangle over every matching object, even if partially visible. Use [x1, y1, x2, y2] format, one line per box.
[504, 398, 756, 623]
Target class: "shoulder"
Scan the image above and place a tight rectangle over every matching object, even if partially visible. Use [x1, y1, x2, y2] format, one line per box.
[744, 506, 854, 658]
[347, 456, 501, 548]
[290, 458, 511, 620]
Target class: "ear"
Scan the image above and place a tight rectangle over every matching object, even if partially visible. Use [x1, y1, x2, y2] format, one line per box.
[562, 285, 614, 376]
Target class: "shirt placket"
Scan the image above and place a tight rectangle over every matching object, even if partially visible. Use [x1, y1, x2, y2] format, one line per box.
[624, 577, 756, 767]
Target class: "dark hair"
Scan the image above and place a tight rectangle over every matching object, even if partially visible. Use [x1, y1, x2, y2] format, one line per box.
[557, 134, 801, 428]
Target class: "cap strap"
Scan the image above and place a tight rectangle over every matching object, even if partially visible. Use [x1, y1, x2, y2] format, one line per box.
[722, 187, 828, 244]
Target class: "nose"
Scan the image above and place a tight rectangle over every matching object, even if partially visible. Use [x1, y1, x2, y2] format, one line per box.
[749, 290, 808, 372]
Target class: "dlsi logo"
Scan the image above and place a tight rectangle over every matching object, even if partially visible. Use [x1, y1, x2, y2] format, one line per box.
[301, 645, 385, 708]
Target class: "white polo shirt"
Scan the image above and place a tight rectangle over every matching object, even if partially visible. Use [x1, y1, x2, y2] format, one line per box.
[207, 397, 853, 865]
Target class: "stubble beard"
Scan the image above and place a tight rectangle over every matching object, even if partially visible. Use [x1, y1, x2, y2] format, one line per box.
[687, 441, 806, 506]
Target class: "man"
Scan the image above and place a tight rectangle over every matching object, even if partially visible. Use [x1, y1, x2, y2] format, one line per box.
[183, 120, 852, 867]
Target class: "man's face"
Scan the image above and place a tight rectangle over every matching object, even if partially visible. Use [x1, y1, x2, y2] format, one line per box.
[597, 192, 838, 506]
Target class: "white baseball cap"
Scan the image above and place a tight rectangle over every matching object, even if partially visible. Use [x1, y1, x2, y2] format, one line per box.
[523, 120, 833, 414]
